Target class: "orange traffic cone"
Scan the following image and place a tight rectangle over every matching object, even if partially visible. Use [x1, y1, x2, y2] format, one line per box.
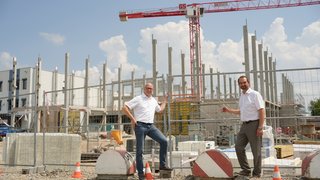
[272, 165, 282, 180]
[145, 162, 154, 180]
[72, 162, 83, 179]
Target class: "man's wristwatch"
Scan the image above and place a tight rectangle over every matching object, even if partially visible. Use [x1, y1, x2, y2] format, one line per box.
[258, 127, 263, 130]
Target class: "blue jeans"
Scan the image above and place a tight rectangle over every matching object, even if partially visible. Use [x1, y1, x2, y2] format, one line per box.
[135, 122, 168, 176]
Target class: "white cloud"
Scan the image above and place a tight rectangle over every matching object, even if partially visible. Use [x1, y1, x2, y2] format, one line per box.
[0, 52, 13, 70]
[138, 20, 218, 79]
[39, 32, 65, 45]
[296, 20, 320, 46]
[263, 18, 320, 68]
[75, 18, 320, 87]
[74, 66, 102, 86]
[99, 35, 139, 81]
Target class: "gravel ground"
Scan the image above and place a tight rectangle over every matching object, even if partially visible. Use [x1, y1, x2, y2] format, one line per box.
[0, 165, 191, 180]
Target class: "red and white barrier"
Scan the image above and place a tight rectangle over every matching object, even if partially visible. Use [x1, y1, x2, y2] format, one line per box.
[302, 149, 320, 179]
[96, 149, 135, 175]
[192, 149, 233, 178]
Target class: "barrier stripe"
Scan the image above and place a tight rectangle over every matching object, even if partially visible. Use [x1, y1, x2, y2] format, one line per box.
[192, 150, 233, 178]
[207, 150, 233, 177]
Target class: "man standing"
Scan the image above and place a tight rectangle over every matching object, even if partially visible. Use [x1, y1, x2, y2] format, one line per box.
[222, 75, 265, 178]
[122, 83, 172, 180]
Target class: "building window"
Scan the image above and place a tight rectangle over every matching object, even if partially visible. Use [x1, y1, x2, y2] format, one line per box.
[22, 78, 27, 90]
[7, 99, 12, 111]
[0, 100, 2, 111]
[21, 98, 27, 107]
[15, 98, 19, 108]
[8, 80, 12, 92]
[0, 81, 2, 92]
[16, 80, 19, 90]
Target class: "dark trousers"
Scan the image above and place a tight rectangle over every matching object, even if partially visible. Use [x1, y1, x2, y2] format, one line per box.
[235, 120, 262, 176]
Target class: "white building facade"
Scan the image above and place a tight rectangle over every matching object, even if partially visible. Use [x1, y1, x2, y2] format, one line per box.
[0, 66, 103, 130]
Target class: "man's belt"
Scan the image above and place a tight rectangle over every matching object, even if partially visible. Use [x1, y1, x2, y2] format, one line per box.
[242, 120, 258, 124]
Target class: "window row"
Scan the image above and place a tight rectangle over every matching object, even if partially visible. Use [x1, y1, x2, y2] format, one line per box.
[0, 98, 27, 111]
[0, 78, 28, 92]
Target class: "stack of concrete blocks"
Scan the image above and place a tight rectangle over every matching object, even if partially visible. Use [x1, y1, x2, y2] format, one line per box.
[293, 144, 320, 160]
[178, 141, 215, 153]
[170, 151, 198, 176]
[2, 133, 81, 170]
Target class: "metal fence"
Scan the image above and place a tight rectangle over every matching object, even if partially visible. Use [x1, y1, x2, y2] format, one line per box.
[0, 68, 319, 178]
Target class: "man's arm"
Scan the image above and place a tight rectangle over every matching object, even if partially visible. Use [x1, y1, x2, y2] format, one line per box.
[256, 108, 265, 136]
[122, 105, 136, 126]
[222, 106, 240, 115]
[158, 94, 168, 113]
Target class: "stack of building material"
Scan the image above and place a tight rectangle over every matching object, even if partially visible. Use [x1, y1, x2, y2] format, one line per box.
[274, 145, 294, 159]
[2, 133, 81, 170]
[178, 141, 215, 153]
[262, 156, 302, 176]
[293, 142, 320, 159]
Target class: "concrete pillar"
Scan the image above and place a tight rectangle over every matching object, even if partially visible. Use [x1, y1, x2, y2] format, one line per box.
[202, 64, 206, 99]
[264, 50, 270, 101]
[210, 68, 214, 99]
[11, 57, 17, 127]
[229, 77, 232, 98]
[269, 56, 274, 103]
[131, 70, 134, 97]
[64, 53, 70, 133]
[181, 52, 186, 95]
[217, 72, 221, 100]
[223, 74, 227, 100]
[71, 71, 75, 106]
[102, 62, 107, 132]
[152, 35, 157, 96]
[168, 46, 172, 96]
[273, 61, 278, 104]
[251, 35, 258, 91]
[118, 65, 122, 131]
[84, 57, 89, 133]
[234, 79, 238, 98]
[281, 74, 287, 104]
[52, 67, 58, 105]
[195, 32, 201, 100]
[258, 43, 265, 98]
[35, 57, 41, 133]
[243, 24, 250, 80]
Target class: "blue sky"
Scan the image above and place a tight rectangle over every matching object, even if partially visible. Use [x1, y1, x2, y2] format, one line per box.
[1, 0, 319, 84]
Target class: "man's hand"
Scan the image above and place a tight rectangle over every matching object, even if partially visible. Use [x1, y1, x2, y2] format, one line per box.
[131, 119, 137, 129]
[256, 128, 263, 136]
[222, 106, 229, 112]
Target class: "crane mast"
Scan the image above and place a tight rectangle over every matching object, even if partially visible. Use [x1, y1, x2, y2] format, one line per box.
[119, 0, 320, 99]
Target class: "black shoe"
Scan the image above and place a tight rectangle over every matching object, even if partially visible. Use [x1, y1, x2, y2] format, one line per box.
[252, 174, 261, 178]
[138, 174, 145, 180]
[235, 170, 251, 176]
[159, 166, 173, 171]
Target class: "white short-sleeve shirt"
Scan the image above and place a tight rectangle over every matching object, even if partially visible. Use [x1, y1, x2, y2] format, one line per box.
[239, 88, 265, 121]
[125, 93, 161, 123]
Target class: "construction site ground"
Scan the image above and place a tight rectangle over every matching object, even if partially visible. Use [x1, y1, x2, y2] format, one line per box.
[0, 139, 307, 180]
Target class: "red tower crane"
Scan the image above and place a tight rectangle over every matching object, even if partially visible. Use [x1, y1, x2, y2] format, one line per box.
[119, 0, 320, 99]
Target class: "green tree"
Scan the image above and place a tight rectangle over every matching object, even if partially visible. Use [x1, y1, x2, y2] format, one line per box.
[309, 98, 320, 116]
